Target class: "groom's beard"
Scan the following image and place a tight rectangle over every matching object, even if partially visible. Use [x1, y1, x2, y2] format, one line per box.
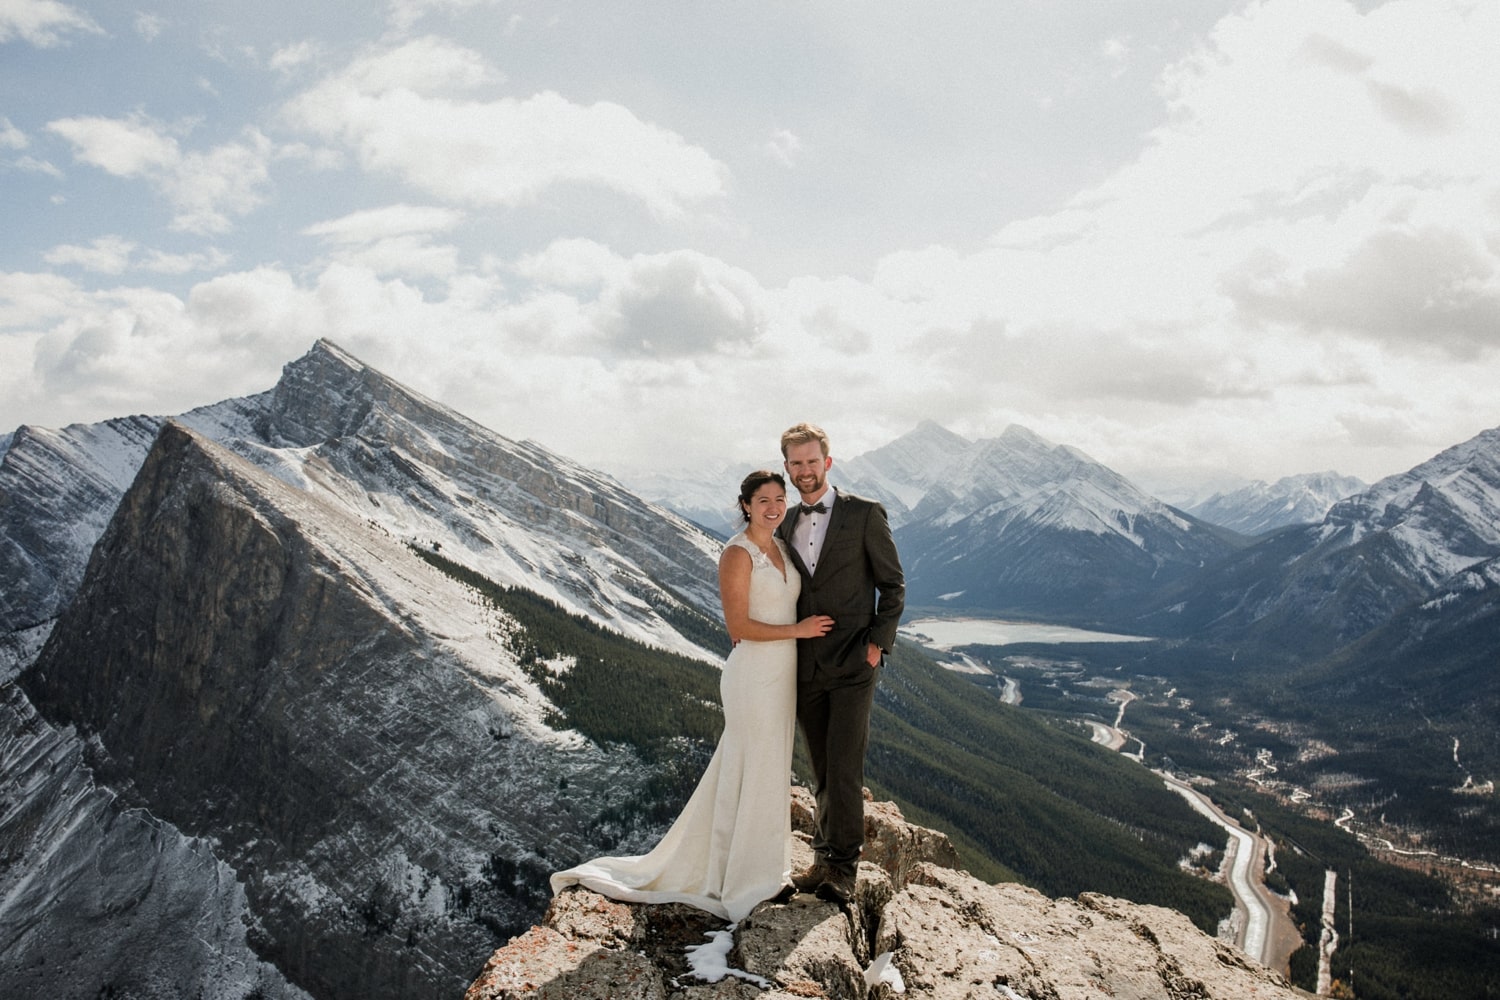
[793, 471, 826, 497]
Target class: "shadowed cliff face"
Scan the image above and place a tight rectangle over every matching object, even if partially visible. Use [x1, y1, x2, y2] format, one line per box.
[466, 788, 1302, 1000]
[18, 422, 670, 1000]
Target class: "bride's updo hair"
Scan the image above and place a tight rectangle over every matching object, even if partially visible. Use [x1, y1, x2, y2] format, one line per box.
[737, 469, 786, 523]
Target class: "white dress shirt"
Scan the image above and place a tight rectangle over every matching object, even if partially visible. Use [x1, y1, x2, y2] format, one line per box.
[792, 487, 835, 574]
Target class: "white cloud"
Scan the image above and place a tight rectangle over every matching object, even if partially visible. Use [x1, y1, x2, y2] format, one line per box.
[40, 236, 232, 275]
[590, 250, 768, 358]
[3, 116, 70, 179]
[1223, 223, 1500, 359]
[138, 246, 232, 275]
[46, 115, 275, 233]
[515, 238, 626, 290]
[14, 155, 63, 177]
[1, 117, 26, 149]
[859, 0, 1500, 401]
[1101, 36, 1130, 77]
[330, 237, 461, 280]
[43, 236, 136, 273]
[765, 129, 802, 167]
[133, 11, 165, 41]
[46, 115, 178, 175]
[303, 204, 463, 245]
[280, 37, 727, 217]
[269, 39, 323, 75]
[6, 0, 1500, 488]
[0, 269, 84, 329]
[302, 205, 467, 279]
[166, 130, 275, 233]
[0, 0, 101, 46]
[1, 268, 316, 427]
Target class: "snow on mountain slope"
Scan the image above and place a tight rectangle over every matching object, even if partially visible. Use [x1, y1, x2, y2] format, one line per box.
[1322, 427, 1500, 591]
[836, 419, 975, 519]
[1141, 423, 1500, 651]
[1186, 471, 1366, 536]
[853, 422, 1234, 617]
[0, 340, 723, 679]
[845, 423, 1190, 535]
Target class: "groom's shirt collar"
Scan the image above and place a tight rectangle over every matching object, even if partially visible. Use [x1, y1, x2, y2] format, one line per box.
[801, 485, 835, 509]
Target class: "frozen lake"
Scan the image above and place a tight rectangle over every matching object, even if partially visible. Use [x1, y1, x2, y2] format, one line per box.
[900, 616, 1153, 648]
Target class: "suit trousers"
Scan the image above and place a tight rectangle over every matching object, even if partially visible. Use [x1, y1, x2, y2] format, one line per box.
[796, 662, 878, 875]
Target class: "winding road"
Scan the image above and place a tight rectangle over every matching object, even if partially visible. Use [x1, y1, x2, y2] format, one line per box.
[1079, 687, 1299, 973]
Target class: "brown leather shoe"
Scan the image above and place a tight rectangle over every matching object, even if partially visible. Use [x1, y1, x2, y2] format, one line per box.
[815, 868, 855, 904]
[790, 862, 831, 893]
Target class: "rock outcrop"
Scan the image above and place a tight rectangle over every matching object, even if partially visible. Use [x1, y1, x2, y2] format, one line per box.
[465, 788, 1303, 1000]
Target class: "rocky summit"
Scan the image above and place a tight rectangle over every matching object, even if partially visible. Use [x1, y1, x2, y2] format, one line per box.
[465, 788, 1302, 1000]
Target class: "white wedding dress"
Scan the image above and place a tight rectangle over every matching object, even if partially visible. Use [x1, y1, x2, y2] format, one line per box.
[550, 532, 799, 922]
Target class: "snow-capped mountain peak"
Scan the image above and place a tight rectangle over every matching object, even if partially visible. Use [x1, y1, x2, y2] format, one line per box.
[0, 340, 724, 678]
[1186, 470, 1367, 536]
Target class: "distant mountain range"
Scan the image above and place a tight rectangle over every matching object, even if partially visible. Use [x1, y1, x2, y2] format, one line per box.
[837, 421, 1241, 621]
[1181, 471, 1367, 536]
[4, 340, 1498, 995]
[1141, 427, 1500, 650]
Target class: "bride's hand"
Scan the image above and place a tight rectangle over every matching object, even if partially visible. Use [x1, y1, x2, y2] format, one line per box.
[796, 615, 835, 638]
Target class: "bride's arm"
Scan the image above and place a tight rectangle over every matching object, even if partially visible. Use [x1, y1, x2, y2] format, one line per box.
[719, 546, 833, 643]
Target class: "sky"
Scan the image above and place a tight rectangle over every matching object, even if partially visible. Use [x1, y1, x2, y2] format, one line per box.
[3, 0, 1499, 491]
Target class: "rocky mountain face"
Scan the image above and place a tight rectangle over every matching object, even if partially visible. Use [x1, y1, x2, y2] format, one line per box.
[466, 788, 1299, 1000]
[0, 339, 722, 682]
[13, 422, 680, 999]
[1143, 425, 1500, 653]
[1301, 548, 1500, 734]
[1184, 471, 1367, 536]
[1, 414, 173, 675]
[0, 341, 744, 998]
[0, 680, 305, 999]
[837, 423, 1242, 621]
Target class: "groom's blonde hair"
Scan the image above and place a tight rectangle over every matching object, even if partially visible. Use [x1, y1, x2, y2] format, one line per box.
[780, 422, 830, 458]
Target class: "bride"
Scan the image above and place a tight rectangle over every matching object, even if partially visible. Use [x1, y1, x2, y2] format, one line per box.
[550, 470, 834, 922]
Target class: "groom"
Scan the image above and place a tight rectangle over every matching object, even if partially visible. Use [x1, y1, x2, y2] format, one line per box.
[776, 422, 905, 904]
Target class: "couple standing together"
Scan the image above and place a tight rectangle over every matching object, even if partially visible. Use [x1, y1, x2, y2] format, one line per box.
[551, 422, 906, 921]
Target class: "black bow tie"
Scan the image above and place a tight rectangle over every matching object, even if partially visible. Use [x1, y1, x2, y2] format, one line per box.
[799, 502, 827, 515]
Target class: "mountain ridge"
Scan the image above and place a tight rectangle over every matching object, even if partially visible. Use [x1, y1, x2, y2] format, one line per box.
[16, 420, 678, 998]
[1184, 470, 1367, 536]
[0, 339, 724, 676]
